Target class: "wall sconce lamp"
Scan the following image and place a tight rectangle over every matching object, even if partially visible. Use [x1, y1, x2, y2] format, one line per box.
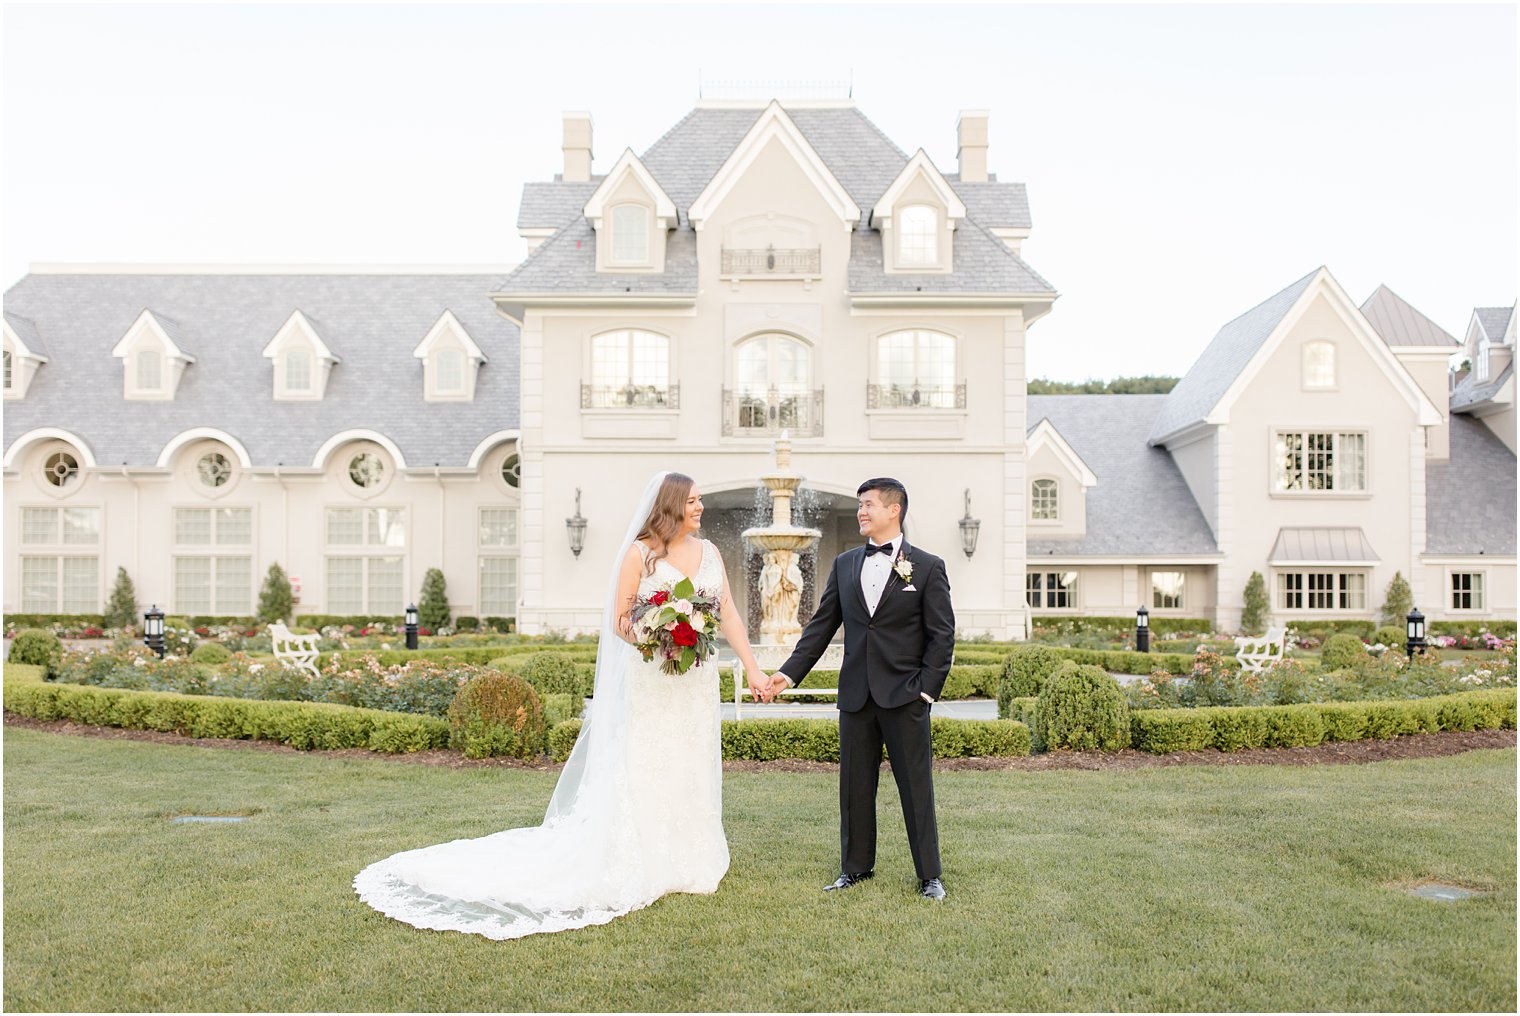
[958, 489, 980, 559]
[566, 488, 588, 559]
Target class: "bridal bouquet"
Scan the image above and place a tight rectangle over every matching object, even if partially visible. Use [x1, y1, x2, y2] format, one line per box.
[628, 577, 721, 675]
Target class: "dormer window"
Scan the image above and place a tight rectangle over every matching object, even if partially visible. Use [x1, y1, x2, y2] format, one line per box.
[1477, 338, 1490, 382]
[111, 309, 194, 401]
[611, 204, 650, 264]
[263, 310, 338, 400]
[1031, 478, 1059, 520]
[414, 310, 486, 402]
[4, 311, 50, 399]
[3, 349, 11, 392]
[1302, 341, 1336, 389]
[899, 206, 939, 266]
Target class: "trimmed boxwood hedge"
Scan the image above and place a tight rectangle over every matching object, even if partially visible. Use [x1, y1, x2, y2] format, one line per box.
[1127, 688, 1516, 754]
[716, 664, 1001, 702]
[4, 663, 449, 753]
[1430, 620, 1517, 639]
[1031, 616, 1214, 636]
[720, 717, 1030, 761]
[314, 645, 596, 670]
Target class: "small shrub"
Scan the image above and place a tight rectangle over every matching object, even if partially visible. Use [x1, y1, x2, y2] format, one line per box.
[9, 629, 64, 680]
[1241, 571, 1269, 632]
[998, 644, 1065, 716]
[418, 567, 451, 631]
[1380, 571, 1413, 627]
[455, 616, 480, 631]
[1036, 661, 1130, 752]
[189, 642, 232, 664]
[548, 719, 583, 763]
[1372, 625, 1405, 649]
[501, 651, 593, 698]
[1322, 633, 1369, 671]
[104, 567, 139, 630]
[257, 563, 294, 624]
[447, 672, 545, 759]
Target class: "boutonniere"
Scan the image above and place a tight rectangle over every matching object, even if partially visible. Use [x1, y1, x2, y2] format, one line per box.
[893, 557, 913, 583]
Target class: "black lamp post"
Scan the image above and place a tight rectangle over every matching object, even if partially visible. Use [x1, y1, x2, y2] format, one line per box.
[958, 489, 980, 559]
[1405, 606, 1426, 658]
[144, 605, 166, 659]
[566, 488, 588, 559]
[1136, 605, 1150, 653]
[405, 603, 419, 651]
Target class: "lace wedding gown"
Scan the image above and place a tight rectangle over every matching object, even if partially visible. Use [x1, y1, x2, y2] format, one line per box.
[353, 538, 729, 940]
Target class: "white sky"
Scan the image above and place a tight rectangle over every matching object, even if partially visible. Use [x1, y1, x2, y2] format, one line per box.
[2, 2, 1515, 381]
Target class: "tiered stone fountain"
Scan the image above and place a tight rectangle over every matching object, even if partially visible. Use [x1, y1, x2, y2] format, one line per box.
[742, 433, 844, 670]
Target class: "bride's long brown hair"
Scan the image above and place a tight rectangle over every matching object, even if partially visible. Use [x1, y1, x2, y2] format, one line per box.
[637, 472, 696, 576]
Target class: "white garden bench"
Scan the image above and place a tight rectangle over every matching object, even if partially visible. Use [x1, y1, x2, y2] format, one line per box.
[730, 663, 838, 720]
[1233, 626, 1289, 674]
[268, 622, 321, 677]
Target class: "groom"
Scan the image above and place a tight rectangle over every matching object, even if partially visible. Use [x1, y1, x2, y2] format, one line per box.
[765, 477, 955, 900]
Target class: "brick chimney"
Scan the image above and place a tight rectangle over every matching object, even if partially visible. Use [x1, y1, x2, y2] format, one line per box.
[957, 110, 989, 182]
[562, 111, 593, 182]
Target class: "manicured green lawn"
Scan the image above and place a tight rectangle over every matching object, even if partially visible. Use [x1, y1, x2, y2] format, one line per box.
[3, 728, 1514, 1012]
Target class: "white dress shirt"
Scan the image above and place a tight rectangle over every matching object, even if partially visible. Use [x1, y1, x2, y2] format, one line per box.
[779, 534, 934, 704]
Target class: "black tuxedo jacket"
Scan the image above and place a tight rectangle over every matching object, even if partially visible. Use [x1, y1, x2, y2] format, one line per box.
[779, 537, 956, 712]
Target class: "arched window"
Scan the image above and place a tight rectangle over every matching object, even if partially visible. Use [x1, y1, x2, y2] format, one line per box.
[733, 334, 814, 433]
[284, 349, 312, 391]
[435, 349, 464, 392]
[136, 349, 163, 391]
[1031, 479, 1059, 520]
[875, 330, 958, 408]
[1302, 341, 1335, 389]
[589, 330, 671, 407]
[899, 205, 938, 266]
[611, 204, 649, 264]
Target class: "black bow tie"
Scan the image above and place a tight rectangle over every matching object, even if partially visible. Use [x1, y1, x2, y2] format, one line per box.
[864, 542, 894, 557]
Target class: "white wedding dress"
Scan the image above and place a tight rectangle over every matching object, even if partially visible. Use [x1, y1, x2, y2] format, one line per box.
[354, 484, 728, 941]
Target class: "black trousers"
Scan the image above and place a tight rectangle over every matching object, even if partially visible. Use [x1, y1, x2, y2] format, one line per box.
[839, 695, 941, 880]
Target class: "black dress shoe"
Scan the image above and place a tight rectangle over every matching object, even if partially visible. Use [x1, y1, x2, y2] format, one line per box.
[919, 877, 946, 900]
[823, 871, 873, 892]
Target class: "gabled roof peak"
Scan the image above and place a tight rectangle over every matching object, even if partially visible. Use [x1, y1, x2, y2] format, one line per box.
[872, 149, 967, 228]
[582, 148, 677, 225]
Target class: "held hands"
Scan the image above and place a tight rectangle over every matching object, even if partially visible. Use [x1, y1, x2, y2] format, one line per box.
[743, 668, 791, 704]
[761, 673, 790, 703]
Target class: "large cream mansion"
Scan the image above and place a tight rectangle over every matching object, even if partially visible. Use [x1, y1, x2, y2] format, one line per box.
[3, 100, 1515, 635]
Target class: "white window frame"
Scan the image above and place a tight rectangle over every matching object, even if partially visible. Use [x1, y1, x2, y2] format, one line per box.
[586, 329, 674, 409]
[898, 205, 939, 267]
[171, 506, 254, 615]
[1476, 338, 1490, 382]
[135, 349, 163, 392]
[609, 203, 651, 266]
[284, 348, 313, 392]
[20, 555, 100, 613]
[1152, 570, 1186, 611]
[1272, 430, 1368, 495]
[1302, 340, 1337, 390]
[1025, 570, 1080, 611]
[477, 506, 520, 619]
[1449, 571, 1487, 613]
[1275, 570, 1368, 613]
[1030, 478, 1059, 522]
[324, 506, 407, 615]
[434, 348, 465, 394]
[873, 328, 961, 410]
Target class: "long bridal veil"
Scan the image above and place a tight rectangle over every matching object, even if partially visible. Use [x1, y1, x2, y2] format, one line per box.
[354, 472, 673, 940]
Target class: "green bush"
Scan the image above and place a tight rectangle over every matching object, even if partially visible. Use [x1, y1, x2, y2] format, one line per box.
[447, 672, 546, 760]
[3, 663, 448, 752]
[1031, 616, 1214, 638]
[455, 616, 480, 631]
[1321, 633, 1370, 671]
[1372, 625, 1405, 648]
[1005, 696, 1039, 731]
[1241, 571, 1269, 633]
[998, 644, 1066, 716]
[549, 719, 582, 763]
[1126, 689, 1515, 754]
[316, 645, 594, 670]
[418, 567, 451, 631]
[1430, 620, 1517, 639]
[1288, 619, 1376, 640]
[1036, 661, 1130, 752]
[2, 614, 108, 630]
[104, 567, 139, 630]
[493, 652, 594, 699]
[1380, 571, 1413, 628]
[9, 629, 64, 680]
[189, 642, 233, 664]
[541, 692, 584, 727]
[257, 563, 294, 625]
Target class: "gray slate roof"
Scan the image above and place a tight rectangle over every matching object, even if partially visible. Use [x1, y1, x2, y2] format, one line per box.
[1149, 268, 1320, 444]
[1026, 394, 1218, 557]
[3, 310, 48, 357]
[516, 180, 601, 230]
[1425, 414, 1517, 555]
[1450, 360, 1514, 412]
[2, 273, 519, 469]
[499, 105, 1053, 297]
[1360, 284, 1458, 347]
[1475, 305, 1514, 343]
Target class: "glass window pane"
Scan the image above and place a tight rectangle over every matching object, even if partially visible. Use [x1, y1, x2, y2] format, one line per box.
[367, 508, 405, 548]
[175, 557, 213, 615]
[736, 338, 769, 391]
[1153, 571, 1185, 610]
[611, 205, 648, 262]
[60, 557, 98, 613]
[480, 508, 518, 548]
[1025, 571, 1042, 609]
[367, 557, 405, 615]
[591, 332, 628, 388]
[176, 509, 212, 546]
[325, 557, 364, 614]
[326, 508, 364, 546]
[215, 508, 252, 546]
[285, 349, 311, 390]
[22, 508, 58, 545]
[1337, 433, 1366, 492]
[1031, 479, 1058, 520]
[136, 350, 162, 390]
[435, 349, 464, 391]
[918, 332, 955, 389]
[479, 557, 519, 616]
[629, 332, 668, 388]
[899, 206, 937, 265]
[21, 557, 58, 611]
[1303, 342, 1335, 388]
[61, 508, 100, 545]
[1274, 433, 1303, 491]
[216, 557, 252, 615]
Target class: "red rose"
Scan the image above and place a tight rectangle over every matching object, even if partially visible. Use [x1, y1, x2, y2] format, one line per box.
[671, 622, 698, 647]
[650, 591, 670, 606]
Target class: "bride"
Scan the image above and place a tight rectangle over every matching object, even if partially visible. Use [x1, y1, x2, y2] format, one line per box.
[354, 472, 770, 940]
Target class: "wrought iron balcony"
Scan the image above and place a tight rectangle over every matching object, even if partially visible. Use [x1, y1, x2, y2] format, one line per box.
[720, 245, 822, 277]
[865, 382, 966, 410]
[722, 387, 824, 437]
[581, 383, 680, 410]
